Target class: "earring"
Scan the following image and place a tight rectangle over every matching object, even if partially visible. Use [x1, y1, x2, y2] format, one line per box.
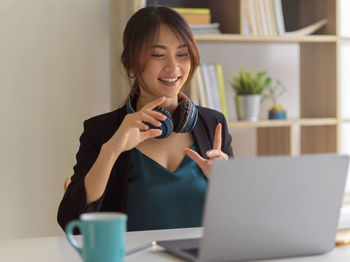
[128, 72, 135, 79]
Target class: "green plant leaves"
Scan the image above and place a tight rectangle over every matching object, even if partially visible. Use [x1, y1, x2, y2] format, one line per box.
[230, 70, 270, 95]
[230, 70, 286, 105]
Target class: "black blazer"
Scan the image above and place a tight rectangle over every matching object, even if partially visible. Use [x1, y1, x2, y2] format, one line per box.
[57, 106, 233, 230]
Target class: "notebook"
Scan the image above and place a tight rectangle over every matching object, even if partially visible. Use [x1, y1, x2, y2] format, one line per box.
[158, 154, 349, 262]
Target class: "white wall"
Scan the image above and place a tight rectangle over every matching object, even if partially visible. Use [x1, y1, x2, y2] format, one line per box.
[0, 0, 110, 239]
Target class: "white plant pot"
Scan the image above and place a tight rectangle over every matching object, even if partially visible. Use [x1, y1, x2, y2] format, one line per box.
[235, 95, 261, 121]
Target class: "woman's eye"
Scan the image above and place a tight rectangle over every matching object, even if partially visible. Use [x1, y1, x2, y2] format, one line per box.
[178, 53, 189, 57]
[152, 54, 164, 57]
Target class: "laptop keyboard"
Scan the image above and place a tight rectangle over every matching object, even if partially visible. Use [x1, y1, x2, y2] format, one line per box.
[181, 247, 200, 257]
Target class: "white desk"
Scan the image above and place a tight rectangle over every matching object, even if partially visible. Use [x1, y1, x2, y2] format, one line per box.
[1, 227, 350, 262]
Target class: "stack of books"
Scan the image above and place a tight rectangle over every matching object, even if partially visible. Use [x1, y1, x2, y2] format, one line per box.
[242, 0, 285, 36]
[173, 8, 221, 34]
[173, 8, 211, 24]
[188, 63, 227, 117]
[242, 0, 328, 37]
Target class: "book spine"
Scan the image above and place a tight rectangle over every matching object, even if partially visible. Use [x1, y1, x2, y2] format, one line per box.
[178, 13, 211, 25]
[268, 0, 278, 35]
[195, 67, 208, 107]
[253, 0, 263, 36]
[247, 0, 257, 35]
[262, 0, 272, 36]
[172, 8, 210, 15]
[216, 64, 228, 118]
[207, 64, 222, 112]
[273, 0, 285, 35]
[189, 74, 199, 105]
[173, 8, 211, 24]
[241, 0, 250, 35]
[200, 63, 215, 109]
[258, 0, 268, 36]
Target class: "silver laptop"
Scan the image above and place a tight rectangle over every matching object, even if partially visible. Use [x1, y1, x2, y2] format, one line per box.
[158, 154, 349, 262]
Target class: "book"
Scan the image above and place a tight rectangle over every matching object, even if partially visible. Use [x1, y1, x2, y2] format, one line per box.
[172, 8, 210, 15]
[194, 66, 208, 107]
[173, 8, 211, 25]
[242, 0, 254, 35]
[207, 63, 222, 112]
[267, 0, 278, 35]
[247, 0, 257, 36]
[216, 64, 228, 118]
[273, 0, 285, 35]
[253, 0, 263, 36]
[262, 0, 273, 36]
[190, 23, 221, 34]
[200, 63, 215, 109]
[258, 0, 268, 36]
[188, 74, 199, 105]
[284, 19, 328, 37]
[200, 63, 222, 112]
[241, 0, 251, 35]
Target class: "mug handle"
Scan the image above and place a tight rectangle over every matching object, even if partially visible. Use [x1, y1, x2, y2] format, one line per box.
[65, 220, 83, 256]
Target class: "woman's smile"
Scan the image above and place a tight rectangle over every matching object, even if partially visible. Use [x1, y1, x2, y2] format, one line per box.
[158, 76, 181, 86]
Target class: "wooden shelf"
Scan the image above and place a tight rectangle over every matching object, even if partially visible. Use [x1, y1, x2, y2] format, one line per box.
[298, 118, 338, 126]
[194, 34, 338, 43]
[228, 119, 294, 128]
[228, 118, 337, 128]
[118, 0, 342, 156]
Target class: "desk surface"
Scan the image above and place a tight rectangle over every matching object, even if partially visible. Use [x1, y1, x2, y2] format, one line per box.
[1, 227, 350, 262]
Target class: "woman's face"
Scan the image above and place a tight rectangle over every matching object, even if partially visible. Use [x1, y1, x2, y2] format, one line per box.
[139, 24, 191, 100]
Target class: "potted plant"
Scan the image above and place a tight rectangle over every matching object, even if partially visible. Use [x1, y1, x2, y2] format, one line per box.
[230, 70, 271, 121]
[261, 79, 287, 119]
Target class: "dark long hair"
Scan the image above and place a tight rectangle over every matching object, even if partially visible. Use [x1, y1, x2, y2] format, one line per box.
[121, 6, 200, 98]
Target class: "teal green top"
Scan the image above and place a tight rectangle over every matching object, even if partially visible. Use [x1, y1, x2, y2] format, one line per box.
[126, 145, 207, 231]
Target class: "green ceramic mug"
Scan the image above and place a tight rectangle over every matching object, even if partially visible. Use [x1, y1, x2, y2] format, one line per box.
[65, 212, 127, 262]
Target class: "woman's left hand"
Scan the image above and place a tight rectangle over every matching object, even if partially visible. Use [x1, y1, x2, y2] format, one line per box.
[184, 123, 228, 179]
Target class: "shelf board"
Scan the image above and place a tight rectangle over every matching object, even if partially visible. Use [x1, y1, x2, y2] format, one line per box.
[298, 118, 338, 126]
[228, 118, 337, 128]
[194, 34, 338, 43]
[228, 119, 293, 128]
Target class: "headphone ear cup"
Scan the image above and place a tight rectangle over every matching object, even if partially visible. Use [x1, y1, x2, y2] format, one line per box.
[152, 107, 174, 139]
[173, 100, 187, 133]
[173, 100, 198, 133]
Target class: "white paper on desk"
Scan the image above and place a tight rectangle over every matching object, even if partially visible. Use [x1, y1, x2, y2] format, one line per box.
[338, 205, 350, 229]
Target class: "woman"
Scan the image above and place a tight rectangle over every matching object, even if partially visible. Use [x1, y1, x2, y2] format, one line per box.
[57, 6, 233, 231]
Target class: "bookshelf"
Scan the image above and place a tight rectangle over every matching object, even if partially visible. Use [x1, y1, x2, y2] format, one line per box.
[112, 0, 345, 158]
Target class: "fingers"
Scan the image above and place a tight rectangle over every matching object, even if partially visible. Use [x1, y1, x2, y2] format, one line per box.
[142, 96, 166, 110]
[139, 111, 164, 127]
[206, 149, 228, 160]
[126, 105, 166, 128]
[184, 148, 206, 169]
[139, 129, 162, 140]
[137, 97, 167, 126]
[213, 123, 222, 150]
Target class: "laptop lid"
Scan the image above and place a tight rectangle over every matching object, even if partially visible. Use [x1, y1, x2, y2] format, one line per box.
[198, 154, 349, 262]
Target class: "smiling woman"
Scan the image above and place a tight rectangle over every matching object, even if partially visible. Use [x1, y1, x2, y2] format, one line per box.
[137, 24, 192, 101]
[57, 6, 233, 232]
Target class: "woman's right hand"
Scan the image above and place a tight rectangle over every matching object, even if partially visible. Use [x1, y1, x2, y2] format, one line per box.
[104, 96, 167, 154]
